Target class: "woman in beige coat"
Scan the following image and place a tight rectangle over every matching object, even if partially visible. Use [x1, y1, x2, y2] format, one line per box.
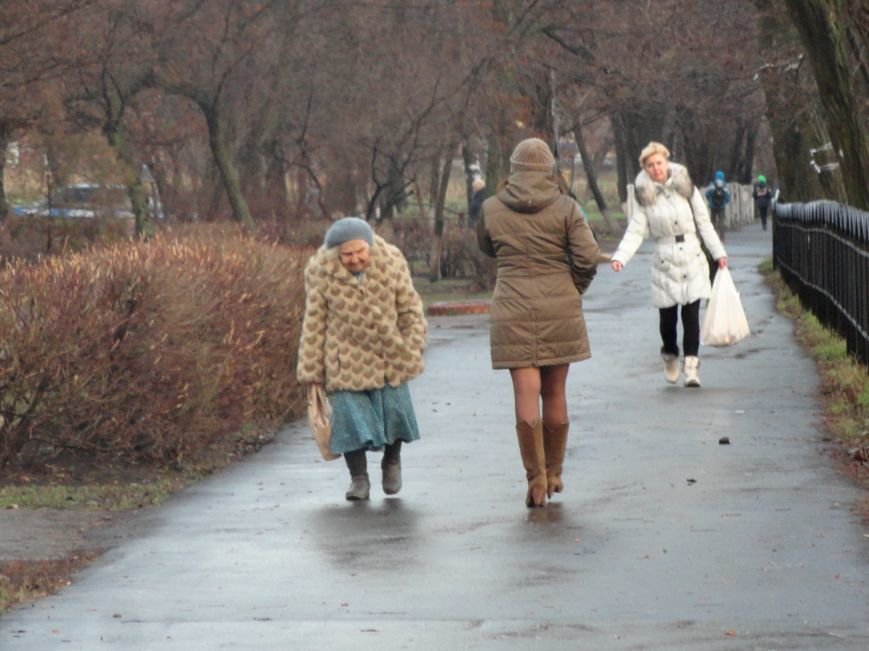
[478, 138, 600, 507]
[297, 217, 427, 501]
[610, 141, 727, 387]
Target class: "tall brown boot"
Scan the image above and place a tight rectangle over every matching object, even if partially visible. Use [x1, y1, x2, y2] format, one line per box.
[516, 420, 547, 507]
[543, 422, 569, 498]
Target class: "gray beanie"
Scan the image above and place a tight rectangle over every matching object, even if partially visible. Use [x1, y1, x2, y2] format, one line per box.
[324, 217, 374, 248]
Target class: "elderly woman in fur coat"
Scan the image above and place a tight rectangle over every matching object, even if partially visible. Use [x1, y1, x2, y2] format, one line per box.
[610, 141, 727, 388]
[297, 217, 427, 501]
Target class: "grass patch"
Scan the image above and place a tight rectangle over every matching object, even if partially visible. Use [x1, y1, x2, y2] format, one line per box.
[0, 475, 185, 511]
[761, 260, 868, 446]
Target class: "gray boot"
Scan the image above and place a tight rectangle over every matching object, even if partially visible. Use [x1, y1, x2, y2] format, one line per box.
[381, 441, 402, 495]
[345, 475, 370, 501]
[344, 449, 370, 501]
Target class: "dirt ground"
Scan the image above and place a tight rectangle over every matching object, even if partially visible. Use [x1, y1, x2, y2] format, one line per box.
[0, 506, 150, 563]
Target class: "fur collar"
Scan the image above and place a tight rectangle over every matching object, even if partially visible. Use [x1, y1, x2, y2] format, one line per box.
[634, 162, 694, 207]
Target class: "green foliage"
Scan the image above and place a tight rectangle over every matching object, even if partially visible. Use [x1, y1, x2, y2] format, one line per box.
[0, 225, 308, 472]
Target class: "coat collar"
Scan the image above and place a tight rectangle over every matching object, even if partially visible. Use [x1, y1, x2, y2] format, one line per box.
[313, 233, 390, 285]
[634, 161, 694, 207]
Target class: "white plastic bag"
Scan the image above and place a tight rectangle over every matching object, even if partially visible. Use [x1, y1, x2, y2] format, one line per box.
[701, 267, 750, 347]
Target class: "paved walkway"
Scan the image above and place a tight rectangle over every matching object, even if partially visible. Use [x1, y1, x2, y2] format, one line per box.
[2, 223, 868, 650]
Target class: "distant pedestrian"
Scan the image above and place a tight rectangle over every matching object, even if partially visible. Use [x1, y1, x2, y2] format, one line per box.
[297, 217, 427, 501]
[610, 141, 727, 388]
[752, 174, 773, 231]
[705, 170, 731, 243]
[468, 177, 486, 229]
[477, 138, 600, 508]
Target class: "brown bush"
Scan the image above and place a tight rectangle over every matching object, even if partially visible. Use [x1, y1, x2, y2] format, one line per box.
[0, 225, 308, 472]
[389, 217, 495, 289]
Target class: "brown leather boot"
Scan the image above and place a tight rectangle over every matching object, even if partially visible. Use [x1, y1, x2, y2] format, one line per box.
[543, 422, 569, 498]
[516, 420, 547, 507]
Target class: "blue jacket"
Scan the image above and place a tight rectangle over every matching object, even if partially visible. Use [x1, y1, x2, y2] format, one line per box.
[705, 182, 730, 209]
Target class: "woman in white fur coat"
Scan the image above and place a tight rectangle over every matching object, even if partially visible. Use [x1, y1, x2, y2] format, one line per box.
[610, 141, 727, 387]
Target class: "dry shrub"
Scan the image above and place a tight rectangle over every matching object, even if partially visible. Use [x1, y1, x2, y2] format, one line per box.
[438, 224, 496, 289]
[0, 554, 99, 610]
[390, 217, 495, 288]
[0, 225, 308, 472]
[389, 217, 430, 273]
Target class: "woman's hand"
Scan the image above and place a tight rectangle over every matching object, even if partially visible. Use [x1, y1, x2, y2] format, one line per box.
[611, 260, 624, 272]
[717, 257, 728, 269]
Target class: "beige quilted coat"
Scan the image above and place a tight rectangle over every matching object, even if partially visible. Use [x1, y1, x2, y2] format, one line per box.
[296, 234, 427, 392]
[478, 172, 600, 369]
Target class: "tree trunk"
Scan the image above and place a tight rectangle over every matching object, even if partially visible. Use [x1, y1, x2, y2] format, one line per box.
[737, 123, 758, 184]
[611, 114, 629, 205]
[726, 123, 747, 180]
[199, 101, 255, 230]
[784, 0, 869, 209]
[105, 124, 153, 238]
[461, 141, 475, 210]
[753, 0, 832, 202]
[429, 144, 455, 282]
[0, 121, 10, 220]
[573, 122, 618, 233]
[263, 138, 290, 221]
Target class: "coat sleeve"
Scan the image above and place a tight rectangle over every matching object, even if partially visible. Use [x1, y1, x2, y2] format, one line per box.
[476, 204, 496, 257]
[690, 187, 727, 260]
[393, 250, 428, 355]
[566, 201, 600, 295]
[611, 203, 650, 266]
[296, 261, 328, 385]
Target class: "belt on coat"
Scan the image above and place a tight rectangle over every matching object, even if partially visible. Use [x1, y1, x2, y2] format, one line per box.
[657, 232, 696, 244]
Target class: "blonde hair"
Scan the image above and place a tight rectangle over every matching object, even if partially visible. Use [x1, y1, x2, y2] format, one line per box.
[639, 141, 670, 167]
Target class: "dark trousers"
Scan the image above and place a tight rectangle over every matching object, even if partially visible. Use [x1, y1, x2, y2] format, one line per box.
[758, 206, 768, 230]
[659, 300, 701, 357]
[710, 207, 726, 243]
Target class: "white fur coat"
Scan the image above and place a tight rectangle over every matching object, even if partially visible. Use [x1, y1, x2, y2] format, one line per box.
[612, 162, 727, 308]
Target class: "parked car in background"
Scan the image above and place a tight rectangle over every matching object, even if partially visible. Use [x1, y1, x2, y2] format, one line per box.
[12, 183, 162, 220]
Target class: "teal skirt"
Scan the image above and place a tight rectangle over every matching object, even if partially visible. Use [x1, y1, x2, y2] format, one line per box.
[328, 383, 420, 454]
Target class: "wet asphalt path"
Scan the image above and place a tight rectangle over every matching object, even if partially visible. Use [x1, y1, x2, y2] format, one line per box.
[2, 223, 868, 650]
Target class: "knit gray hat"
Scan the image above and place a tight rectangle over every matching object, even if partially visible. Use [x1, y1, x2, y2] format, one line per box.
[324, 217, 374, 248]
[510, 138, 556, 173]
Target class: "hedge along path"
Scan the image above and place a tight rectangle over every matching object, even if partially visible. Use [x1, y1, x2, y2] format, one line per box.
[0, 227, 310, 474]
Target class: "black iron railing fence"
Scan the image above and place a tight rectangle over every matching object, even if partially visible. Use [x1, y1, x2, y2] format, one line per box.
[772, 200, 869, 367]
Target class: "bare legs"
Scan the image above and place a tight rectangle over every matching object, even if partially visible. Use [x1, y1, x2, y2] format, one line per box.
[510, 364, 571, 506]
[510, 364, 570, 425]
